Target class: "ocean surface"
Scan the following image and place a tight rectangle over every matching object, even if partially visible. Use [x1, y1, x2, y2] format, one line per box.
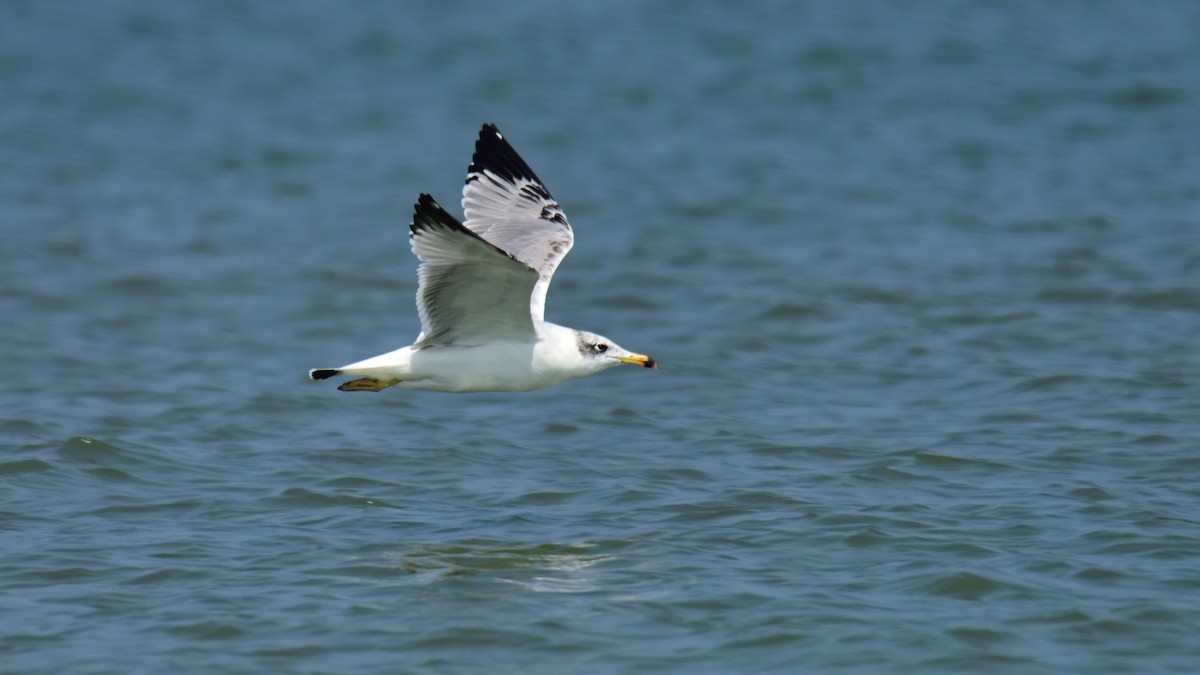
[3, 1, 1199, 672]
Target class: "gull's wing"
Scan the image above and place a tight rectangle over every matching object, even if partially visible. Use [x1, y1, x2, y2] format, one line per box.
[409, 193, 539, 346]
[461, 124, 574, 322]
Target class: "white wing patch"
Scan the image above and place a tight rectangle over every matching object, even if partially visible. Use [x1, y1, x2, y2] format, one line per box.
[409, 194, 539, 346]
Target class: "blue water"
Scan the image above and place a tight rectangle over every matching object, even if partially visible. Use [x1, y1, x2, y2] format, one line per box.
[4, 1, 1200, 672]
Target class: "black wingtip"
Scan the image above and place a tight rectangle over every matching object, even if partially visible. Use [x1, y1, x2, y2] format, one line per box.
[310, 369, 341, 380]
[410, 193, 467, 235]
[416, 192, 440, 212]
[470, 123, 543, 186]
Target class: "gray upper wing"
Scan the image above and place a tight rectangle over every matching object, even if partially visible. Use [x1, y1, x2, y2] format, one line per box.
[461, 124, 574, 322]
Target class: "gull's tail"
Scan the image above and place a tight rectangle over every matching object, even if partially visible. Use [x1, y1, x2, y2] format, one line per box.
[309, 348, 413, 391]
[309, 367, 402, 392]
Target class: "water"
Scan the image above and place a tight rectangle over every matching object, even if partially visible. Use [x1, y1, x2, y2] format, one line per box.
[3, 0, 1200, 672]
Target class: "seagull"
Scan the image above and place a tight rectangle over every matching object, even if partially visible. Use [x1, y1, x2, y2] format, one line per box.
[309, 123, 656, 393]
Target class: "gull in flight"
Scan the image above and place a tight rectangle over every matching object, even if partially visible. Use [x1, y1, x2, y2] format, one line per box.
[309, 123, 656, 393]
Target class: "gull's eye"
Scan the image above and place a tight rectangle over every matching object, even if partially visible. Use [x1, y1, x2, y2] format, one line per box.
[593, 343, 608, 353]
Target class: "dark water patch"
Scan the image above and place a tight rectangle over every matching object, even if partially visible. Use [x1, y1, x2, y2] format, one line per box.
[937, 308, 1039, 326]
[1057, 618, 1137, 640]
[1128, 607, 1190, 624]
[916, 652, 1041, 672]
[606, 488, 658, 505]
[717, 628, 811, 651]
[910, 451, 1015, 473]
[1094, 540, 1199, 559]
[98, 273, 179, 298]
[644, 466, 715, 484]
[56, 436, 130, 461]
[1, 631, 69, 648]
[657, 500, 763, 525]
[758, 300, 831, 320]
[258, 143, 314, 168]
[1034, 287, 1113, 304]
[0, 458, 56, 475]
[541, 421, 581, 435]
[298, 448, 420, 473]
[1120, 287, 1200, 310]
[85, 466, 146, 483]
[842, 528, 893, 548]
[856, 465, 947, 485]
[54, 436, 178, 474]
[12, 567, 104, 585]
[746, 442, 822, 458]
[1130, 433, 1176, 446]
[1072, 567, 1124, 583]
[1109, 84, 1180, 108]
[271, 179, 313, 197]
[903, 571, 1026, 601]
[503, 490, 582, 506]
[317, 475, 402, 489]
[301, 562, 408, 584]
[0, 418, 49, 438]
[834, 284, 915, 306]
[944, 626, 1016, 646]
[265, 488, 399, 510]
[92, 498, 210, 517]
[1005, 374, 1087, 393]
[402, 627, 554, 650]
[1013, 608, 1092, 625]
[165, 621, 246, 641]
[1066, 486, 1116, 501]
[123, 568, 210, 586]
[0, 509, 57, 532]
[814, 512, 895, 530]
[725, 489, 810, 510]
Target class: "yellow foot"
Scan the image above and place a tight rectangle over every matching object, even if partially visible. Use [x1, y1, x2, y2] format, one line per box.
[337, 378, 400, 392]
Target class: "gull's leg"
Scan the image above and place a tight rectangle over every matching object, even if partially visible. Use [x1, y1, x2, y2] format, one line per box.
[337, 378, 401, 392]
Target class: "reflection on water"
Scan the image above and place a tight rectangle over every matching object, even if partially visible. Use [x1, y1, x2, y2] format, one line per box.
[395, 541, 615, 593]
